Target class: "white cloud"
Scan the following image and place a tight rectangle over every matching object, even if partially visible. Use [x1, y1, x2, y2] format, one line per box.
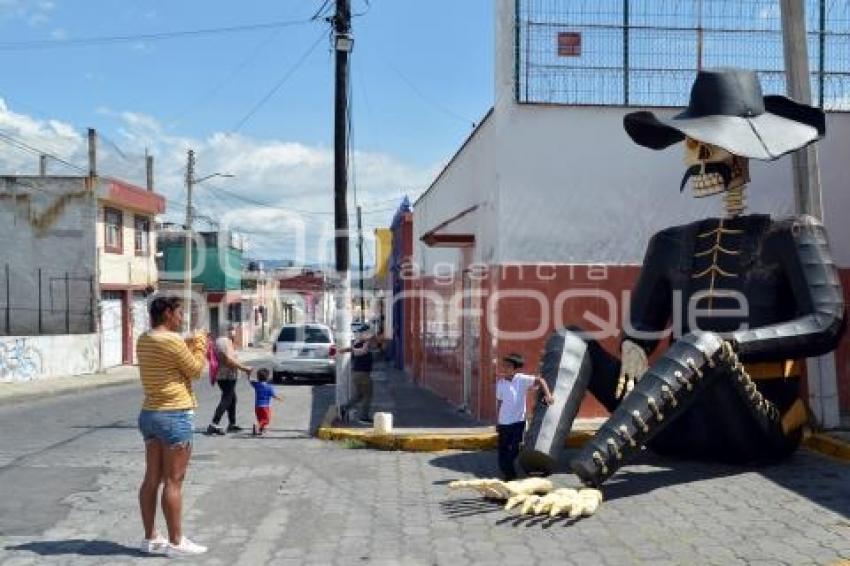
[0, 102, 433, 264]
[130, 41, 154, 54]
[0, 0, 55, 26]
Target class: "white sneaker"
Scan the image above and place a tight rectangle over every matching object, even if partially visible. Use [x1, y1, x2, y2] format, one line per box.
[140, 534, 168, 555]
[166, 536, 208, 556]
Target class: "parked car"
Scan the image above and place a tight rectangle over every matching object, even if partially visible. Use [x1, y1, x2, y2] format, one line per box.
[351, 321, 370, 334]
[272, 323, 336, 383]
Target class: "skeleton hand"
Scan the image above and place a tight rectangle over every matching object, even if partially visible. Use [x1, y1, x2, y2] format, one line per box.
[616, 340, 649, 399]
[448, 477, 553, 501]
[506, 488, 603, 518]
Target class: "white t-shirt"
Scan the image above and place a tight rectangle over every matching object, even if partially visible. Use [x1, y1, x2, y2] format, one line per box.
[496, 373, 536, 425]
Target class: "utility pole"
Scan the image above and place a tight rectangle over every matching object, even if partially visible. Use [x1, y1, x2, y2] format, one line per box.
[333, 0, 354, 413]
[146, 152, 154, 192]
[184, 149, 195, 333]
[357, 204, 366, 322]
[780, 0, 837, 429]
[781, 0, 823, 219]
[87, 128, 97, 177]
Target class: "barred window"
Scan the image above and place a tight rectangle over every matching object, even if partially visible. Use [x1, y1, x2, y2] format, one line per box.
[104, 208, 123, 254]
[134, 215, 150, 256]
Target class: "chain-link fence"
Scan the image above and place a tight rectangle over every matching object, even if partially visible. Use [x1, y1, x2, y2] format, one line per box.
[0, 264, 95, 336]
[516, 0, 850, 109]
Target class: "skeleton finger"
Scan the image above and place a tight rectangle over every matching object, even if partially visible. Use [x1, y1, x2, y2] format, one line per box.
[504, 494, 529, 510]
[576, 489, 603, 517]
[520, 495, 541, 515]
[532, 495, 557, 515]
[615, 373, 628, 399]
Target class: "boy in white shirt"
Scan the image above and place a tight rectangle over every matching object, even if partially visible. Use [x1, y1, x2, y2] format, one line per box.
[496, 353, 554, 480]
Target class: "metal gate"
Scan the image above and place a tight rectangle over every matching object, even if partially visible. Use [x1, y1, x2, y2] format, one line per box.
[131, 292, 149, 364]
[101, 292, 123, 368]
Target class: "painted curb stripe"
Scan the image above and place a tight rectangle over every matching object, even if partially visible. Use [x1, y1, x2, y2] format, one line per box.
[318, 427, 850, 461]
[316, 427, 596, 452]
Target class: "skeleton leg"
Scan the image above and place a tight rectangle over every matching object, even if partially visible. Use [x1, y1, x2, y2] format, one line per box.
[519, 329, 620, 475]
[570, 332, 729, 487]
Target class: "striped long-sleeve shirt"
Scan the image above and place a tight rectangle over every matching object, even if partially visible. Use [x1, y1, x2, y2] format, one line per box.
[136, 330, 208, 411]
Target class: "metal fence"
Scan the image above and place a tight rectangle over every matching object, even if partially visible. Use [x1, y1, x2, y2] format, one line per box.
[516, 0, 850, 109]
[0, 264, 96, 336]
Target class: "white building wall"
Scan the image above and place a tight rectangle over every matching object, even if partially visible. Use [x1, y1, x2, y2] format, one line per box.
[0, 176, 97, 334]
[493, 106, 850, 265]
[0, 334, 99, 382]
[416, 0, 850, 272]
[489, 0, 850, 267]
[97, 203, 158, 288]
[413, 114, 500, 274]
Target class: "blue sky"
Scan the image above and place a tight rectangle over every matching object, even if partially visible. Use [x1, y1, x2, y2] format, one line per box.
[0, 0, 493, 261]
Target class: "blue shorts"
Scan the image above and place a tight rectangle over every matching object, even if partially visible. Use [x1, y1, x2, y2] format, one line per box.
[138, 409, 195, 447]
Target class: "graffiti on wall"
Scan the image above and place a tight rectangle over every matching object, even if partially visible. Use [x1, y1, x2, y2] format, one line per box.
[0, 338, 44, 381]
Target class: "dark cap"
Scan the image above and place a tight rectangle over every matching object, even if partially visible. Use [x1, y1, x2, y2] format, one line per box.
[503, 353, 525, 368]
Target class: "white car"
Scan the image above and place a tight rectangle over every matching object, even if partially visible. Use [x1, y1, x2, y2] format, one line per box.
[272, 323, 336, 382]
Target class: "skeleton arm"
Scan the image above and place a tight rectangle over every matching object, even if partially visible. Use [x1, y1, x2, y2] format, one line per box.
[616, 339, 650, 399]
[731, 216, 845, 360]
[448, 477, 553, 500]
[616, 230, 676, 398]
[624, 230, 675, 355]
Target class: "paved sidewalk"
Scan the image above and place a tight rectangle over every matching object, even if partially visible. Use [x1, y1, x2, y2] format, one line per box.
[0, 345, 271, 407]
[0, 365, 139, 406]
[357, 361, 484, 429]
[319, 361, 603, 451]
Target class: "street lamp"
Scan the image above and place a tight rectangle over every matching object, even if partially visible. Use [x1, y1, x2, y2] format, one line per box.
[335, 32, 353, 53]
[183, 148, 234, 332]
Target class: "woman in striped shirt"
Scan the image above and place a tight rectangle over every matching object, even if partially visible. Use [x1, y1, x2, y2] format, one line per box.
[135, 295, 208, 557]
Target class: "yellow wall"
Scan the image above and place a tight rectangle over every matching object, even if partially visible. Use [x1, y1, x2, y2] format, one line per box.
[374, 227, 392, 279]
[96, 204, 158, 287]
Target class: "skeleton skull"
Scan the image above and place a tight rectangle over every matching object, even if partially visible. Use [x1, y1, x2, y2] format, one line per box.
[683, 137, 750, 198]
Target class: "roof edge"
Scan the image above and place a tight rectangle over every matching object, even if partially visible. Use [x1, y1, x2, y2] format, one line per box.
[413, 106, 494, 208]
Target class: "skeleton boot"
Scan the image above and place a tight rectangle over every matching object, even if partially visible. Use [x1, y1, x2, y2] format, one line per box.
[570, 331, 729, 487]
[519, 330, 593, 475]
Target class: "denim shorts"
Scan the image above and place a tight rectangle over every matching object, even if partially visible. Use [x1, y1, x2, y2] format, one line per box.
[138, 409, 195, 447]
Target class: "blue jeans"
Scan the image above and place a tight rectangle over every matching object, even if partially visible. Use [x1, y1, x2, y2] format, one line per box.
[138, 409, 195, 447]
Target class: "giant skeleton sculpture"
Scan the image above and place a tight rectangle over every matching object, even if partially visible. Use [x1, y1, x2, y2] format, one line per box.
[450, 69, 846, 518]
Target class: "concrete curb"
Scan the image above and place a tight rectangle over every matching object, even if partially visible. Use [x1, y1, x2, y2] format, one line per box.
[0, 371, 138, 406]
[318, 424, 850, 462]
[316, 426, 598, 452]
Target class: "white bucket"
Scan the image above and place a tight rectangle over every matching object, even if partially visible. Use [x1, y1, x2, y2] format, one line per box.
[373, 412, 393, 434]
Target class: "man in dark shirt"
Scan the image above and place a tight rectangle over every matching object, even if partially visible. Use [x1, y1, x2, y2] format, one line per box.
[340, 328, 378, 424]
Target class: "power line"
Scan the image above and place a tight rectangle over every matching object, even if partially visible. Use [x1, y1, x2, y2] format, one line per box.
[168, 27, 286, 127]
[231, 30, 328, 132]
[384, 58, 477, 128]
[0, 18, 315, 51]
[198, 182, 400, 216]
[0, 130, 86, 173]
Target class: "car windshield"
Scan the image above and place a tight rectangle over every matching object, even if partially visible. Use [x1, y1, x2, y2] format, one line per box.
[277, 326, 331, 344]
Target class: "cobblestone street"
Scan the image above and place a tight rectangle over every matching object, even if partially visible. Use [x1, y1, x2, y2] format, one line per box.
[1, 358, 850, 565]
